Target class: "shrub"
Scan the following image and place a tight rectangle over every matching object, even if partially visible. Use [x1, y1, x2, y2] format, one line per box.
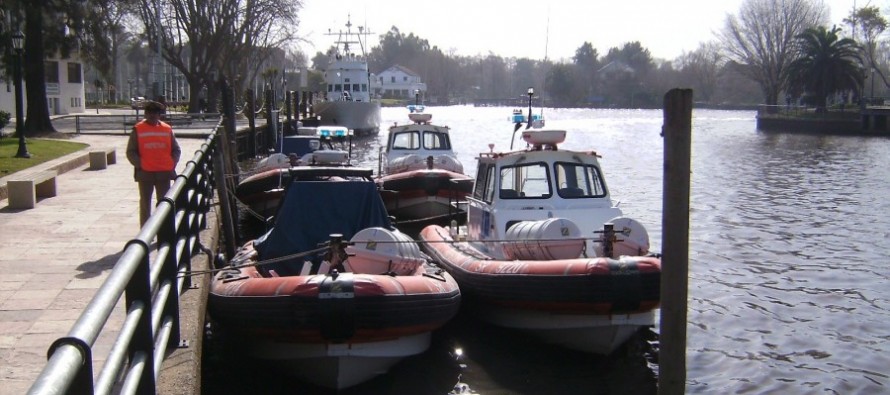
[0, 110, 10, 131]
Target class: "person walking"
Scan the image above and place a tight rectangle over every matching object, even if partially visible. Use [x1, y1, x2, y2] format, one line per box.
[126, 100, 182, 227]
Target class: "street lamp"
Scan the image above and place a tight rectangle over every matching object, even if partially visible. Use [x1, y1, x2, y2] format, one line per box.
[12, 30, 30, 159]
[526, 87, 534, 128]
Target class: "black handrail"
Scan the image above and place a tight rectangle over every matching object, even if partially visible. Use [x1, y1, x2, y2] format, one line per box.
[27, 129, 220, 395]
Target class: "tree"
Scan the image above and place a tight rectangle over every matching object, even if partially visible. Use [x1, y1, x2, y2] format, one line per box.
[675, 42, 724, 103]
[545, 63, 583, 106]
[786, 25, 863, 111]
[0, 0, 87, 135]
[82, 0, 138, 103]
[719, 0, 827, 106]
[843, 5, 888, 91]
[368, 26, 430, 74]
[601, 42, 656, 108]
[572, 42, 599, 102]
[132, 0, 301, 112]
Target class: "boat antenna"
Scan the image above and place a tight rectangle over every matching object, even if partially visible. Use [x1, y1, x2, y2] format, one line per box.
[541, 10, 549, 121]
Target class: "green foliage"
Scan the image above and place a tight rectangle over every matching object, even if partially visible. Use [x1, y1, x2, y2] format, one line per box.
[0, 110, 10, 131]
[786, 26, 864, 110]
[0, 137, 87, 176]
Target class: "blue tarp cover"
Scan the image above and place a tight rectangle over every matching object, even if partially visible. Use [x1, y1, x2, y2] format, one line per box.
[254, 180, 392, 275]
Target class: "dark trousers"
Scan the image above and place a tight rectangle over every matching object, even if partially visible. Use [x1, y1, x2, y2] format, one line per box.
[138, 179, 172, 226]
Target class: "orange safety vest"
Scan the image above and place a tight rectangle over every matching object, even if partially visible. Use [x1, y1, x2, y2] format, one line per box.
[135, 120, 175, 172]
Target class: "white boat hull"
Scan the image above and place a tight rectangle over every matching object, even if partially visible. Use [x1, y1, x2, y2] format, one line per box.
[246, 333, 431, 389]
[474, 306, 655, 354]
[314, 100, 381, 136]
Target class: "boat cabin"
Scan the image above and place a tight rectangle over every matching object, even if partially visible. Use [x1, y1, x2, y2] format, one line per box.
[323, 18, 374, 103]
[324, 53, 372, 103]
[382, 111, 463, 174]
[466, 129, 626, 259]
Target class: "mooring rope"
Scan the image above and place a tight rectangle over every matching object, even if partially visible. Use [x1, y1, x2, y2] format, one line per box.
[179, 245, 330, 278]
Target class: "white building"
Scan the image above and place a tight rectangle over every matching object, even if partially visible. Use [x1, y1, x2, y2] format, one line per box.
[375, 64, 426, 99]
[1, 54, 86, 117]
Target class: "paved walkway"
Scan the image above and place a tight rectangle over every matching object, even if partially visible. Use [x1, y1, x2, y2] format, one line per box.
[0, 128, 211, 394]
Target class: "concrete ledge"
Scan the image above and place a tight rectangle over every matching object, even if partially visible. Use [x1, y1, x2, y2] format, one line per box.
[756, 116, 890, 136]
[0, 152, 88, 202]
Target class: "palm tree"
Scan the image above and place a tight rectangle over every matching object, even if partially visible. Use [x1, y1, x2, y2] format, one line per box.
[786, 25, 864, 112]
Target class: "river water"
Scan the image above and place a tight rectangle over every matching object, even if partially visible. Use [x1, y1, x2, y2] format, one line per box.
[203, 106, 890, 394]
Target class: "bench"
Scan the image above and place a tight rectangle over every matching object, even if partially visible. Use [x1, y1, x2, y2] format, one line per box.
[89, 147, 117, 170]
[7, 170, 58, 209]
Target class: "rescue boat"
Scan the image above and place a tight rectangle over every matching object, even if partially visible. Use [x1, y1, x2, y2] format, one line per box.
[235, 126, 352, 222]
[419, 128, 661, 354]
[376, 105, 473, 232]
[211, 176, 461, 389]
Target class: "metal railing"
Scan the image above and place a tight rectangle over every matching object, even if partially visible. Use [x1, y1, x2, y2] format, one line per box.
[27, 130, 220, 395]
[73, 113, 224, 134]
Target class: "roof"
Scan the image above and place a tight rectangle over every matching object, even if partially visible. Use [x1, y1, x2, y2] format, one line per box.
[381, 64, 420, 77]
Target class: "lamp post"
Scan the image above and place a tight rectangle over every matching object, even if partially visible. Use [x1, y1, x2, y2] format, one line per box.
[12, 30, 30, 159]
[527, 87, 534, 127]
[870, 67, 875, 101]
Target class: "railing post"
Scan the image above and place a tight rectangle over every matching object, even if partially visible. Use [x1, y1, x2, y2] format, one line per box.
[160, 194, 184, 351]
[124, 239, 157, 395]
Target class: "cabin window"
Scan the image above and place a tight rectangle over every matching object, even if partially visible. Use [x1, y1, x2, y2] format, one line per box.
[474, 163, 495, 202]
[553, 162, 607, 198]
[423, 131, 451, 150]
[391, 131, 420, 150]
[499, 162, 551, 199]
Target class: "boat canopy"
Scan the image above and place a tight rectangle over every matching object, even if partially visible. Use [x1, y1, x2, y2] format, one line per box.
[254, 180, 392, 275]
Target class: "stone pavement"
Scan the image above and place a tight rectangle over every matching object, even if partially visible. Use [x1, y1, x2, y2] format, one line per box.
[0, 128, 212, 394]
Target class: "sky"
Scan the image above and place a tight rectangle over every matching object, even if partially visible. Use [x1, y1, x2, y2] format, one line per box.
[296, 0, 860, 62]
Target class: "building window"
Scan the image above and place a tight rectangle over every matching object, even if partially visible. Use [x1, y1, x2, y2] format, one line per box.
[67, 63, 82, 83]
[403, 76, 408, 82]
[391, 76, 395, 83]
[45, 61, 60, 83]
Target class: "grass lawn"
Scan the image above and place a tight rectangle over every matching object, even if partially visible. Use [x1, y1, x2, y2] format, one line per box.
[0, 136, 87, 177]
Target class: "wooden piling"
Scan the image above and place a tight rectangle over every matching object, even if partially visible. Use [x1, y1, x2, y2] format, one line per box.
[216, 77, 240, 257]
[658, 88, 692, 395]
[246, 89, 257, 157]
